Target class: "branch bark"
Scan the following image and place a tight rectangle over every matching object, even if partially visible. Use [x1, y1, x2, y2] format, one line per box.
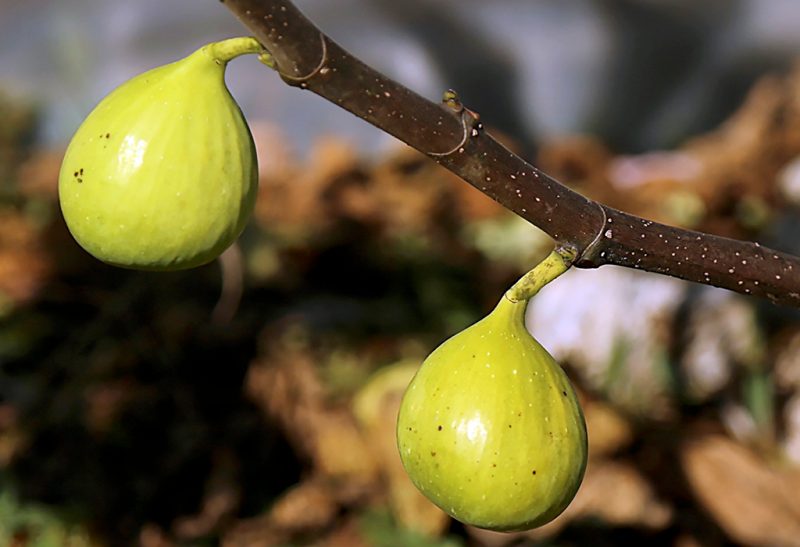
[222, 0, 800, 308]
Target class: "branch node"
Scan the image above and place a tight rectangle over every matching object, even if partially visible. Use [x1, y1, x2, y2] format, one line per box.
[429, 89, 482, 157]
[576, 203, 609, 266]
[279, 32, 328, 85]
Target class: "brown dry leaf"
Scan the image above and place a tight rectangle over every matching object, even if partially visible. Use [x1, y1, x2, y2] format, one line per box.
[538, 135, 709, 228]
[268, 479, 339, 534]
[369, 147, 456, 236]
[312, 412, 380, 502]
[15, 150, 62, 198]
[222, 479, 350, 547]
[0, 403, 25, 467]
[467, 459, 671, 546]
[681, 434, 800, 547]
[581, 395, 634, 459]
[221, 480, 338, 547]
[252, 135, 506, 249]
[536, 135, 614, 198]
[172, 450, 241, 540]
[0, 209, 52, 307]
[246, 344, 379, 498]
[139, 524, 175, 547]
[221, 514, 281, 547]
[449, 172, 507, 222]
[322, 516, 372, 547]
[253, 136, 361, 239]
[370, 145, 504, 231]
[83, 380, 134, 435]
[679, 66, 800, 233]
[773, 328, 800, 392]
[537, 459, 670, 539]
[535, 64, 800, 238]
[686, 76, 788, 205]
[353, 360, 450, 537]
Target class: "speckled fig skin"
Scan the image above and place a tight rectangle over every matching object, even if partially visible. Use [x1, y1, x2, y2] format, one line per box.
[396, 295, 587, 532]
[58, 41, 258, 271]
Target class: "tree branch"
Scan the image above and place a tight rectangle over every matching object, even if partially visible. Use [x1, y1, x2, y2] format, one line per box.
[222, 0, 800, 308]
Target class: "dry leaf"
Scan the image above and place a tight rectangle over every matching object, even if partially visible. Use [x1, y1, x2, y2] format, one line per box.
[246, 337, 379, 496]
[581, 395, 634, 459]
[681, 434, 800, 546]
[353, 360, 450, 537]
[268, 479, 339, 533]
[467, 459, 671, 545]
[0, 210, 52, 307]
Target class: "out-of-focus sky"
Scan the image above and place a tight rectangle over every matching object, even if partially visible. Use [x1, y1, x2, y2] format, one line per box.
[2, 0, 800, 155]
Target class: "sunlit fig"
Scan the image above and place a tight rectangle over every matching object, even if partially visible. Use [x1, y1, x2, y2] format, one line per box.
[397, 254, 587, 531]
[59, 37, 263, 270]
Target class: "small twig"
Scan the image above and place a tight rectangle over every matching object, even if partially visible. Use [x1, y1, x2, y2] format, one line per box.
[222, 0, 800, 308]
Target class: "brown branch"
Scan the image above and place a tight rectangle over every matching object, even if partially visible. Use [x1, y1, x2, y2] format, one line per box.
[222, 0, 800, 308]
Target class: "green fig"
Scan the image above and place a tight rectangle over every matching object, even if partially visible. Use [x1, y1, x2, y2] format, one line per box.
[58, 37, 264, 270]
[396, 250, 587, 531]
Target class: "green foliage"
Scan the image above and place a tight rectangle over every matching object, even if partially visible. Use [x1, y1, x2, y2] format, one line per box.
[359, 509, 463, 547]
[0, 487, 92, 547]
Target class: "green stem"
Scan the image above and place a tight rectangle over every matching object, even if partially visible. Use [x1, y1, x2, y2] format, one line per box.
[505, 246, 577, 303]
[204, 36, 274, 67]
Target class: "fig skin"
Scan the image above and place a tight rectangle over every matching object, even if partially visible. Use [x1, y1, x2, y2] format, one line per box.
[58, 40, 259, 270]
[396, 294, 587, 532]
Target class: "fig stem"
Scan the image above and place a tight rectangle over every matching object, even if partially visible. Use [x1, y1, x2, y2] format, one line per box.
[205, 36, 272, 65]
[505, 246, 577, 303]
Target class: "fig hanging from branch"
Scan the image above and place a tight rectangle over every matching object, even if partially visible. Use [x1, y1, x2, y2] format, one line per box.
[59, 37, 270, 271]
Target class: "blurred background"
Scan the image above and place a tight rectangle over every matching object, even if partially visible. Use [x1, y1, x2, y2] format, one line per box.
[3, 0, 800, 545]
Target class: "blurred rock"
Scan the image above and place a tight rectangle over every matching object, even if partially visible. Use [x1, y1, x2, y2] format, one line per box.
[526, 265, 686, 417]
[778, 155, 800, 206]
[775, 329, 800, 391]
[681, 289, 764, 402]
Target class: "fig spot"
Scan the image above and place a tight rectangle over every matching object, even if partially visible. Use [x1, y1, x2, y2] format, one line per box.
[437, 425, 443, 431]
[532, 470, 537, 475]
